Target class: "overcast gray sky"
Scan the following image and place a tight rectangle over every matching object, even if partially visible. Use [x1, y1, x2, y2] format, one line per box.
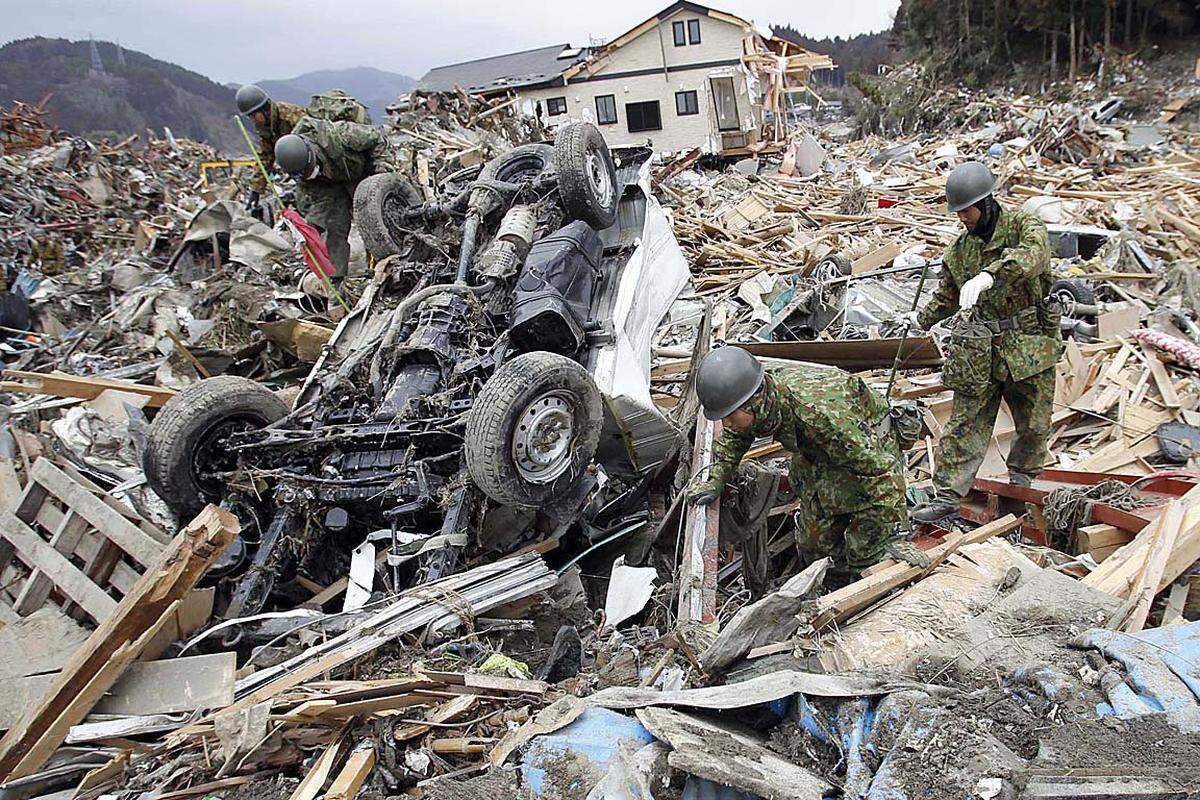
[5, 0, 900, 83]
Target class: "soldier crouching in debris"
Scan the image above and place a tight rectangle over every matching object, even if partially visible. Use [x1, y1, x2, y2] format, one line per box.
[687, 347, 928, 590]
[274, 116, 401, 280]
[908, 161, 1062, 523]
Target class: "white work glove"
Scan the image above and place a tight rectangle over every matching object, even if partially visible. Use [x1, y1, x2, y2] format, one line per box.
[897, 310, 919, 328]
[959, 272, 994, 311]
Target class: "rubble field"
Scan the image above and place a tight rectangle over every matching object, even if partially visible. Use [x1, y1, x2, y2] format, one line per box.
[2, 66, 1200, 800]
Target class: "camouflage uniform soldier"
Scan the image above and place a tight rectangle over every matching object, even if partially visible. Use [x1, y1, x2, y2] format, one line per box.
[235, 85, 305, 208]
[274, 117, 400, 278]
[689, 348, 926, 583]
[910, 162, 1062, 522]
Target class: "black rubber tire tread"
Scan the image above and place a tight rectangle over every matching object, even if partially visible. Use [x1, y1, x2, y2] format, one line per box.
[465, 351, 603, 509]
[554, 122, 618, 229]
[479, 144, 554, 183]
[353, 173, 423, 260]
[1051, 278, 1096, 306]
[145, 376, 289, 519]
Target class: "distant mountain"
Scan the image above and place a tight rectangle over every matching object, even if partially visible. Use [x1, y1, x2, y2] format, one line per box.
[0, 37, 244, 152]
[255, 67, 417, 123]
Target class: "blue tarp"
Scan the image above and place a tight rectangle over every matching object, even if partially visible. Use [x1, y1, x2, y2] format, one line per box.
[1076, 621, 1200, 717]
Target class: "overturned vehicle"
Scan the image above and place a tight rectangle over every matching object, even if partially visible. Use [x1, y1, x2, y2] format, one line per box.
[144, 123, 688, 631]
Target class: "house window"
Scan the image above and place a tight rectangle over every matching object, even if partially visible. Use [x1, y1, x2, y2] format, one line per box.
[626, 101, 662, 133]
[672, 20, 686, 46]
[595, 95, 617, 125]
[687, 18, 701, 44]
[675, 90, 699, 116]
[546, 97, 567, 116]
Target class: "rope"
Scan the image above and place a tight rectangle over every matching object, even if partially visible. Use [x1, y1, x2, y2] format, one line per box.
[1043, 480, 1154, 548]
[409, 584, 476, 635]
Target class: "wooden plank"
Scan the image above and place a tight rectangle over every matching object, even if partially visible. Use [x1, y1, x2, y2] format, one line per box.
[31, 460, 161, 567]
[325, 747, 375, 800]
[739, 337, 942, 371]
[1163, 581, 1190, 626]
[288, 725, 351, 800]
[94, 652, 236, 715]
[0, 509, 117, 621]
[678, 414, 720, 628]
[0, 370, 176, 408]
[1125, 501, 1184, 633]
[811, 514, 1021, 630]
[851, 241, 905, 275]
[0, 459, 22, 511]
[1140, 346, 1182, 409]
[636, 707, 831, 799]
[12, 511, 89, 614]
[0, 505, 238, 779]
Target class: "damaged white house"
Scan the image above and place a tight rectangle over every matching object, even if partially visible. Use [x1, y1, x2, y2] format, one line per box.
[417, 1, 832, 156]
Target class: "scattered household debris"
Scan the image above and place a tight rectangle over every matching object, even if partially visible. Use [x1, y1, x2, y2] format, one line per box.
[3, 50, 1200, 800]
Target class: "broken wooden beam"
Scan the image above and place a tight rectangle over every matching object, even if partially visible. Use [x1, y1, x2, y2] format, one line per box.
[0, 370, 177, 408]
[809, 514, 1021, 631]
[0, 505, 238, 780]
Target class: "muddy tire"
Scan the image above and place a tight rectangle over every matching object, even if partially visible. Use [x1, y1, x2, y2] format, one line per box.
[353, 173, 423, 260]
[479, 143, 555, 184]
[145, 376, 289, 519]
[554, 122, 618, 229]
[465, 351, 603, 509]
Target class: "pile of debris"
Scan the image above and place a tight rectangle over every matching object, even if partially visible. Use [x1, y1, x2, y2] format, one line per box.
[388, 89, 547, 187]
[5, 66, 1200, 800]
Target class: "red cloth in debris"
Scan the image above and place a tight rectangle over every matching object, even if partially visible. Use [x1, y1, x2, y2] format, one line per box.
[282, 209, 336, 278]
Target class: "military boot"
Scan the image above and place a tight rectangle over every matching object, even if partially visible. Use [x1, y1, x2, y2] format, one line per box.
[1009, 472, 1034, 489]
[911, 494, 959, 523]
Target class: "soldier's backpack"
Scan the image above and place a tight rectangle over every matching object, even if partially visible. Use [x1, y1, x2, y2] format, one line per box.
[307, 90, 371, 124]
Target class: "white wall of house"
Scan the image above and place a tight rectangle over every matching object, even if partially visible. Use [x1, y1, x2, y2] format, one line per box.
[518, 9, 760, 155]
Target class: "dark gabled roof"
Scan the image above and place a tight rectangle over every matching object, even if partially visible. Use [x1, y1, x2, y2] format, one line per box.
[417, 43, 588, 94]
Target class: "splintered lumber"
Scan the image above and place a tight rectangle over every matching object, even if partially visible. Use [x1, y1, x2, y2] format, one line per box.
[1083, 484, 1200, 599]
[1123, 500, 1184, 632]
[0, 505, 238, 780]
[678, 414, 720, 628]
[324, 746, 376, 800]
[0, 370, 177, 408]
[809, 514, 1021, 630]
[210, 553, 555, 719]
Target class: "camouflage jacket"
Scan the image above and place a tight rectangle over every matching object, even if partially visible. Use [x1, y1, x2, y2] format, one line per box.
[251, 100, 306, 192]
[290, 116, 400, 185]
[708, 365, 904, 515]
[918, 205, 1061, 382]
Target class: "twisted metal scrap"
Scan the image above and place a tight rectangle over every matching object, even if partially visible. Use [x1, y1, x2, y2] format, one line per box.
[1043, 479, 1153, 548]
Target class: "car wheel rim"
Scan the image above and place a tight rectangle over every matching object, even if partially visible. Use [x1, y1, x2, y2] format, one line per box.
[1053, 289, 1078, 317]
[513, 392, 576, 484]
[586, 149, 614, 208]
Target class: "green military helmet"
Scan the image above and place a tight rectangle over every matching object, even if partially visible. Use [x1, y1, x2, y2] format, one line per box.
[275, 134, 314, 180]
[236, 84, 270, 115]
[945, 161, 995, 212]
[696, 347, 765, 421]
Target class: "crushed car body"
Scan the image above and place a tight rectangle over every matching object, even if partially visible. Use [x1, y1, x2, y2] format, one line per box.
[142, 123, 687, 632]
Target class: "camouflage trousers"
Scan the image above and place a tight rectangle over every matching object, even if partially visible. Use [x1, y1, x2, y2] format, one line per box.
[296, 180, 357, 277]
[793, 475, 906, 581]
[935, 364, 1055, 498]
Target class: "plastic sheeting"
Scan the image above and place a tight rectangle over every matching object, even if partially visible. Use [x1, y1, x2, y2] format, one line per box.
[1075, 621, 1200, 718]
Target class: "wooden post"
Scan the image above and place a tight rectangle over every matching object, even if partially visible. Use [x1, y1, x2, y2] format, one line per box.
[677, 414, 721, 630]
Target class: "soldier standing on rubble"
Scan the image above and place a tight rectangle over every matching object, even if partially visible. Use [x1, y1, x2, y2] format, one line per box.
[274, 117, 401, 280]
[687, 347, 927, 586]
[908, 161, 1062, 522]
[235, 85, 305, 216]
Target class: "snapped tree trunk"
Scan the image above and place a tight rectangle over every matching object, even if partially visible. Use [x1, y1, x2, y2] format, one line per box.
[1069, 6, 1077, 81]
